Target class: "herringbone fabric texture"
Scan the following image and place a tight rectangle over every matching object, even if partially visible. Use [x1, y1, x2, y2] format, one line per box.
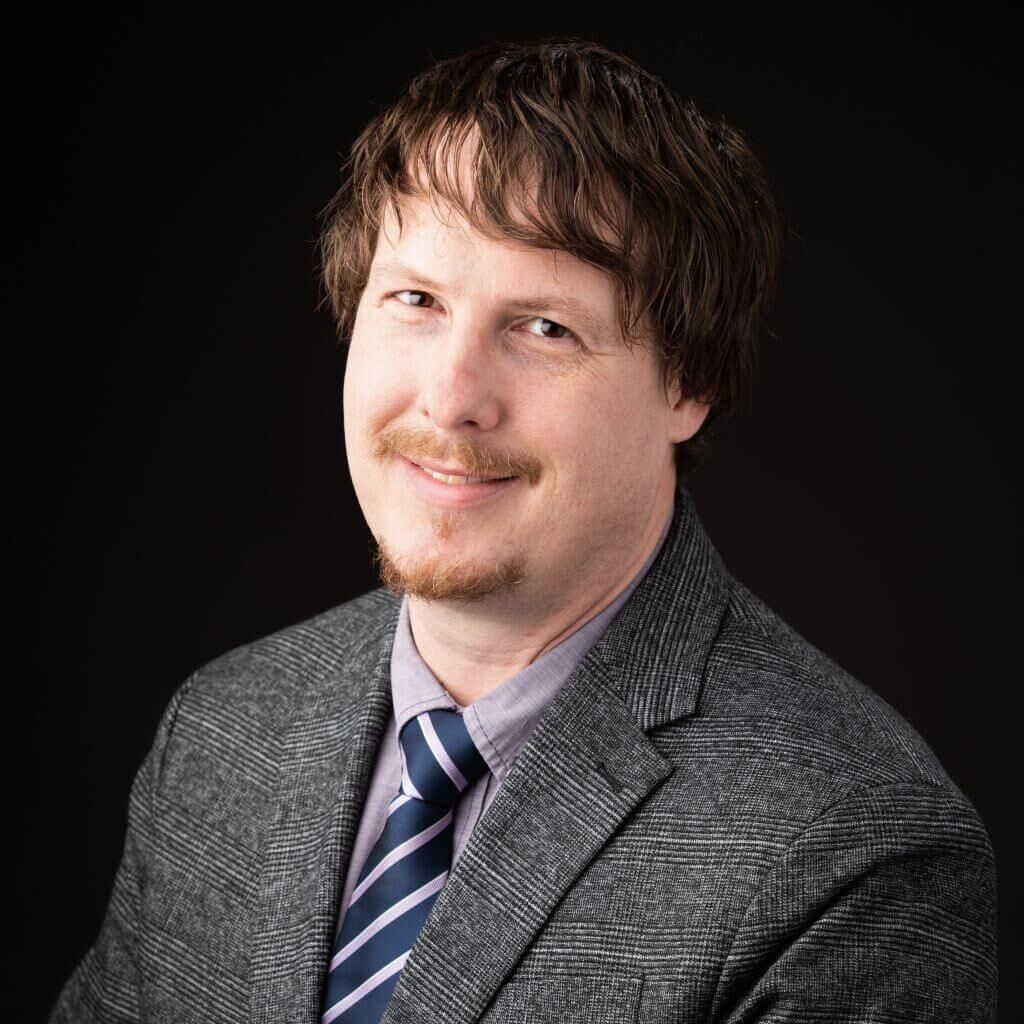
[320, 710, 488, 1022]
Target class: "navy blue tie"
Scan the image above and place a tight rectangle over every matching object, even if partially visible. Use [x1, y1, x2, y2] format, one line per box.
[320, 708, 489, 1023]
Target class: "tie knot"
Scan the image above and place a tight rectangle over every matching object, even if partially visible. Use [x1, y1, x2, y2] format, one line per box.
[397, 708, 489, 808]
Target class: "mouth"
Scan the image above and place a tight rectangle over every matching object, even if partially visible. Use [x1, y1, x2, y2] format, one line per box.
[398, 454, 519, 508]
[408, 455, 517, 485]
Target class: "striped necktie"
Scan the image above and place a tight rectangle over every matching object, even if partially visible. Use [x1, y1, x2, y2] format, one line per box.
[319, 707, 490, 1023]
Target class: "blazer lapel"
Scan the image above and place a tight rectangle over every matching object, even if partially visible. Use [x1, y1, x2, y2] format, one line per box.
[248, 595, 402, 1024]
[379, 483, 732, 1024]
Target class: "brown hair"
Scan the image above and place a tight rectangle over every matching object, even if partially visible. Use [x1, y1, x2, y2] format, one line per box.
[316, 37, 789, 477]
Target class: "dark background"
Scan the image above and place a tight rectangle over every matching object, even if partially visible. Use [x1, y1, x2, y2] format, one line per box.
[12, 8, 1017, 1020]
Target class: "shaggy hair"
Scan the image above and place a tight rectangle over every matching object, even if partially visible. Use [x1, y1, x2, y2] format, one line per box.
[316, 37, 790, 476]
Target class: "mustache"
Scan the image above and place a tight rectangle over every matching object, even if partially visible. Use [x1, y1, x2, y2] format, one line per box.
[372, 425, 541, 485]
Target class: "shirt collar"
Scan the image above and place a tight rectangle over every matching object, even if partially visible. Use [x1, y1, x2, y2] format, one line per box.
[389, 502, 674, 782]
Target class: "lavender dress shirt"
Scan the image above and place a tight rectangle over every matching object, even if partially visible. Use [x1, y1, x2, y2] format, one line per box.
[333, 507, 673, 940]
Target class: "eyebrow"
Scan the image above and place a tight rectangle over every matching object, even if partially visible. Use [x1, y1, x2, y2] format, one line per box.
[367, 256, 610, 340]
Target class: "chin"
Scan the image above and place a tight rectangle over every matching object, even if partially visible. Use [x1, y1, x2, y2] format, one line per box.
[372, 535, 527, 603]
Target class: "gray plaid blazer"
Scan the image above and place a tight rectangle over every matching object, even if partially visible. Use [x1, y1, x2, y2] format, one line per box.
[49, 484, 998, 1023]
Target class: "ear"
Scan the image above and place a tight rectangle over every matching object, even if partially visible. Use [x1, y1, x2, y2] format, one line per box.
[666, 374, 713, 444]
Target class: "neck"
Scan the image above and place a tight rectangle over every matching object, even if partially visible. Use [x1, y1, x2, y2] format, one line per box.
[406, 475, 677, 706]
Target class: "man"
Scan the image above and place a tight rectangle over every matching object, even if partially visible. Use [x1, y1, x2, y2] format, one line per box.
[50, 38, 997, 1024]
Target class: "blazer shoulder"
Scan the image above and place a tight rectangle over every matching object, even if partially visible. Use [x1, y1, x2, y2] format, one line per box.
[701, 574, 969, 803]
[181, 586, 401, 718]
[143, 587, 400, 815]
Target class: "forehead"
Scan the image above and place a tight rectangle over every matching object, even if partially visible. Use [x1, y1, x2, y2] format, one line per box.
[369, 194, 619, 307]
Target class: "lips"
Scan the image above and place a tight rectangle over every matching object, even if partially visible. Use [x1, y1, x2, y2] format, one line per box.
[410, 455, 515, 482]
[417, 465, 505, 485]
[398, 454, 517, 509]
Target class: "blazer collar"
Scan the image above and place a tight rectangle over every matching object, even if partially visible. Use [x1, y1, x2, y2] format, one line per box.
[248, 482, 732, 1024]
[589, 481, 733, 731]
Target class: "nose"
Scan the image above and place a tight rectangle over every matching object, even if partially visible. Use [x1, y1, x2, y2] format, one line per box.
[417, 320, 502, 432]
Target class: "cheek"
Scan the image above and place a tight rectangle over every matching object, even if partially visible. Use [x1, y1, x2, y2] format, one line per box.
[344, 330, 411, 433]
[525, 393, 620, 498]
[564, 383, 662, 489]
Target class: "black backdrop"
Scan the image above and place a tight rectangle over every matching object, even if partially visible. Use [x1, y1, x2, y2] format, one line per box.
[13, 8, 1017, 1020]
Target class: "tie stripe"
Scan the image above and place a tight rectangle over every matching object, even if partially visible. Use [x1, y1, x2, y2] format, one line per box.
[320, 709, 489, 1023]
[418, 713, 469, 791]
[348, 805, 453, 907]
[327, 872, 449, 972]
[322, 952, 409, 1024]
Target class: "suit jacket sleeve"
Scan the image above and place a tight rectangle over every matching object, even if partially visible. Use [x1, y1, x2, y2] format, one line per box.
[48, 676, 195, 1024]
[710, 781, 998, 1023]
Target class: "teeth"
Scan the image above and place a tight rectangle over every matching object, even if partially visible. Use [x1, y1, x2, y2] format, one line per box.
[419, 465, 504, 485]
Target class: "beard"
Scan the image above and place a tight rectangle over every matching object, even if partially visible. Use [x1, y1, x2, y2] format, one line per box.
[372, 508, 527, 603]
[364, 422, 539, 602]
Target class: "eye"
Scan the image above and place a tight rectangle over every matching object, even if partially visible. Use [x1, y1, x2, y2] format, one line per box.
[389, 290, 579, 346]
[393, 289, 436, 308]
[521, 316, 577, 344]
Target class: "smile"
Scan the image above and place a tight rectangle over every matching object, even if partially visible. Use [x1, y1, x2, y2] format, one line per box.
[399, 455, 518, 509]
[416, 464, 513, 485]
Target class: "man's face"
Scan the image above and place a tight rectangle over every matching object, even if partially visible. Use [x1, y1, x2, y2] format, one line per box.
[343, 192, 694, 608]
